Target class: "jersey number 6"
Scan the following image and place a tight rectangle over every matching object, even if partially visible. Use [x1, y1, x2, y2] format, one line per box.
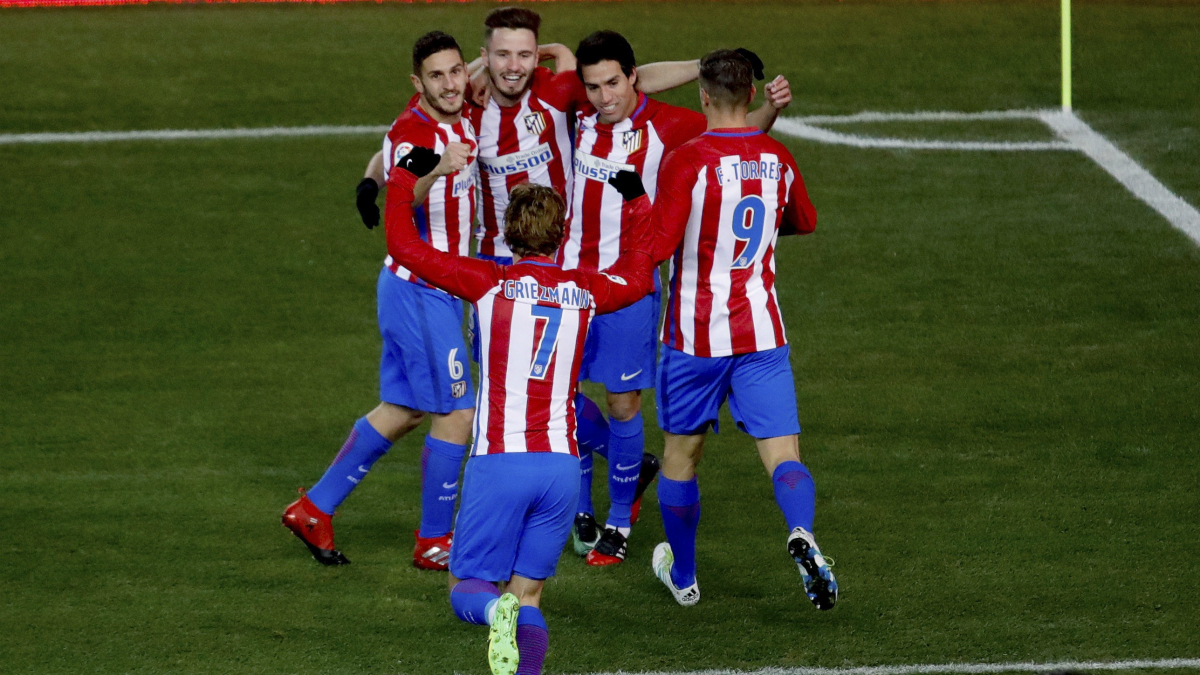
[730, 195, 767, 270]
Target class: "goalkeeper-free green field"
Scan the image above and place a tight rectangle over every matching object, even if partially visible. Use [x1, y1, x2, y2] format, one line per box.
[1, 2, 1198, 674]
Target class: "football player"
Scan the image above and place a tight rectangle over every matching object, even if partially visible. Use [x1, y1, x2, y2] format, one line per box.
[282, 31, 476, 570]
[646, 49, 838, 610]
[384, 146, 656, 675]
[561, 31, 794, 566]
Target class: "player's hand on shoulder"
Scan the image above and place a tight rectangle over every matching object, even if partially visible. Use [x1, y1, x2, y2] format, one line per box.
[398, 146, 441, 178]
[765, 75, 791, 110]
[355, 177, 380, 229]
[436, 141, 473, 176]
[607, 170, 646, 202]
[735, 48, 766, 81]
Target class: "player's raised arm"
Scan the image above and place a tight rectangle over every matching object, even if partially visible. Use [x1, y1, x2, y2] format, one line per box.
[747, 74, 792, 133]
[635, 59, 699, 94]
[538, 43, 577, 73]
[384, 149, 501, 303]
[590, 170, 656, 314]
[355, 150, 386, 229]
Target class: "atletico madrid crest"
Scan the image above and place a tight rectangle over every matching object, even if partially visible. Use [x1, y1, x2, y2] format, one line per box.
[523, 112, 547, 136]
[620, 129, 643, 155]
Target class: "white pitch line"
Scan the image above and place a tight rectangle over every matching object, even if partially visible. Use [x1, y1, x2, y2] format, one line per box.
[580, 657, 1200, 675]
[0, 124, 389, 145]
[1039, 110, 1200, 247]
[771, 118, 1073, 151]
[793, 109, 1049, 124]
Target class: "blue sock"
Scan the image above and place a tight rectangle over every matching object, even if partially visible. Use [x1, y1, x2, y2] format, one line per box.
[307, 417, 392, 515]
[450, 578, 500, 626]
[657, 475, 700, 589]
[605, 412, 643, 528]
[516, 606, 549, 675]
[420, 435, 466, 538]
[772, 461, 816, 532]
[574, 393, 609, 516]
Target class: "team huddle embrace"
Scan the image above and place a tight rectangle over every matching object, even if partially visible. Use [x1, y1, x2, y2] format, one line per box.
[281, 8, 837, 675]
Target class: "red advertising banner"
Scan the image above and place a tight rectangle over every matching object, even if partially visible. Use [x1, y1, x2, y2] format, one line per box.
[2, 0, 485, 7]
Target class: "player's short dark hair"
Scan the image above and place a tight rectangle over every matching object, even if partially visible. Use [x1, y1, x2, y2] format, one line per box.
[575, 30, 636, 80]
[412, 31, 463, 75]
[699, 49, 754, 110]
[504, 183, 566, 258]
[484, 7, 541, 42]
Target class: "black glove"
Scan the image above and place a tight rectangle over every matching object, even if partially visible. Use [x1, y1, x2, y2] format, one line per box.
[356, 177, 380, 230]
[735, 47, 766, 81]
[398, 146, 441, 178]
[607, 170, 646, 202]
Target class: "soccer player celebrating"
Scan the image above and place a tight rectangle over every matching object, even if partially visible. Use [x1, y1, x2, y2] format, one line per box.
[383, 146, 656, 675]
[562, 31, 794, 566]
[282, 32, 477, 570]
[646, 49, 838, 610]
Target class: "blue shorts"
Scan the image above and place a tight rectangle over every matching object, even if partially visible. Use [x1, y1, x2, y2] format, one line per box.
[470, 254, 513, 363]
[377, 268, 474, 414]
[656, 344, 802, 438]
[449, 452, 580, 582]
[578, 275, 660, 393]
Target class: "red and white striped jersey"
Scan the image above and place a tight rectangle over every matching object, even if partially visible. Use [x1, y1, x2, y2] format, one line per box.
[468, 67, 587, 258]
[384, 167, 655, 457]
[380, 105, 477, 285]
[651, 128, 817, 357]
[560, 94, 707, 273]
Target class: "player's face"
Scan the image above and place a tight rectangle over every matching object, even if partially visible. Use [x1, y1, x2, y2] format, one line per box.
[484, 28, 538, 102]
[413, 49, 468, 119]
[581, 60, 638, 125]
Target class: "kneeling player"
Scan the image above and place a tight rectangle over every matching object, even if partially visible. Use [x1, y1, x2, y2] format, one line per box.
[385, 149, 655, 674]
[647, 49, 837, 610]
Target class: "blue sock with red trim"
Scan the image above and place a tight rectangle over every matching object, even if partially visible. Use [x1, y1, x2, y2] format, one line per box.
[574, 393, 609, 516]
[606, 412, 643, 528]
[658, 475, 701, 588]
[449, 578, 501, 626]
[307, 417, 391, 515]
[772, 461, 816, 532]
[420, 435, 466, 538]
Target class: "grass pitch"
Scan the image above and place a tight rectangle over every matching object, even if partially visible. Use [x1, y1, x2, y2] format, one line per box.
[1, 2, 1199, 674]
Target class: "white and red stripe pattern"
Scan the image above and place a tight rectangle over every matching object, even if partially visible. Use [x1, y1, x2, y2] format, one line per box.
[561, 96, 705, 273]
[381, 106, 476, 285]
[469, 68, 584, 258]
[471, 265, 595, 457]
[655, 129, 817, 357]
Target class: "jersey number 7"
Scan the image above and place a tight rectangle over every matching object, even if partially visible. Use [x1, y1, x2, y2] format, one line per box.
[529, 305, 563, 379]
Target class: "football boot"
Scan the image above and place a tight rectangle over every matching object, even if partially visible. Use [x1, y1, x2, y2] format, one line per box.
[281, 488, 350, 565]
[787, 526, 838, 610]
[629, 452, 661, 525]
[487, 593, 520, 675]
[585, 527, 628, 566]
[652, 542, 699, 606]
[572, 512, 601, 556]
[413, 529, 453, 571]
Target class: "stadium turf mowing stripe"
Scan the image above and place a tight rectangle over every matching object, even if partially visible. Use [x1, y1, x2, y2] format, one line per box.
[584, 657, 1200, 675]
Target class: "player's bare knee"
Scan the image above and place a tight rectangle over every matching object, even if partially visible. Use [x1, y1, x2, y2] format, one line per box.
[606, 390, 642, 422]
[506, 576, 544, 607]
[430, 407, 475, 446]
[367, 403, 425, 442]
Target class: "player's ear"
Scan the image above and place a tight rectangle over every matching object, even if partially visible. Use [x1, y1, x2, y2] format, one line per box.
[480, 46, 488, 61]
[699, 85, 710, 110]
[748, 84, 757, 106]
[628, 66, 638, 89]
[411, 73, 424, 95]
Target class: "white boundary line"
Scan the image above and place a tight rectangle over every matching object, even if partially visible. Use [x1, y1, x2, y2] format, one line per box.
[2, 110, 1195, 247]
[579, 657, 1200, 675]
[1038, 110, 1200, 246]
[0, 124, 388, 145]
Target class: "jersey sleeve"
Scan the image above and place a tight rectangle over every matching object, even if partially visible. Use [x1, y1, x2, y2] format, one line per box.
[382, 117, 433, 176]
[657, 106, 708, 153]
[779, 153, 817, 236]
[590, 194, 656, 313]
[538, 67, 589, 111]
[649, 146, 702, 265]
[384, 168, 501, 302]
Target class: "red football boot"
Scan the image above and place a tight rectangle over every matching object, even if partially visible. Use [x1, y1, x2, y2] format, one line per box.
[281, 489, 350, 566]
[585, 528, 628, 567]
[413, 529, 453, 571]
